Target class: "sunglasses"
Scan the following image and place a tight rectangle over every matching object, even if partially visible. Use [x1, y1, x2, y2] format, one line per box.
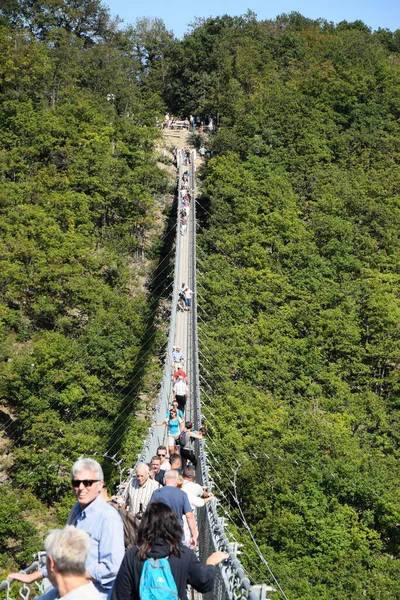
[157, 453, 166, 457]
[72, 479, 101, 488]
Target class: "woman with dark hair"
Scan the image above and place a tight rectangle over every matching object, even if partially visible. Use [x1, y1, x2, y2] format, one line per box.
[153, 408, 183, 457]
[111, 503, 228, 600]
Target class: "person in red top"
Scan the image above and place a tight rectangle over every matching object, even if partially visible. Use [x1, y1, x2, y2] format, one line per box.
[173, 368, 188, 383]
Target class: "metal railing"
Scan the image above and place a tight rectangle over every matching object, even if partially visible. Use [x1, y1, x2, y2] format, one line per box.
[0, 554, 52, 599]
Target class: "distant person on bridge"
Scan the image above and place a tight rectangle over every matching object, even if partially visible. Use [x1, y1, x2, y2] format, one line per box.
[183, 286, 194, 311]
[150, 456, 165, 486]
[179, 184, 186, 199]
[111, 502, 229, 600]
[171, 346, 184, 370]
[182, 465, 215, 507]
[174, 366, 187, 382]
[148, 470, 198, 548]
[182, 466, 214, 508]
[178, 295, 186, 312]
[173, 375, 188, 413]
[169, 452, 183, 473]
[166, 400, 184, 419]
[179, 423, 207, 469]
[156, 445, 171, 471]
[180, 214, 188, 235]
[122, 463, 160, 517]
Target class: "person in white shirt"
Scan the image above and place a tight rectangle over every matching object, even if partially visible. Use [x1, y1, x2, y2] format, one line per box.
[182, 466, 214, 508]
[174, 376, 188, 412]
[123, 463, 160, 516]
[180, 467, 214, 546]
[183, 287, 194, 311]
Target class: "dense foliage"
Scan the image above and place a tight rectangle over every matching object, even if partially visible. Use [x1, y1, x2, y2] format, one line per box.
[2, 4, 400, 598]
[180, 13, 400, 600]
[0, 0, 172, 573]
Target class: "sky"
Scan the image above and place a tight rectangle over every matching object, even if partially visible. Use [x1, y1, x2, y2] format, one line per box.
[104, 0, 399, 39]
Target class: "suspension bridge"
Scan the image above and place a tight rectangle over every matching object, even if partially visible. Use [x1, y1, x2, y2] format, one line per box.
[0, 135, 282, 600]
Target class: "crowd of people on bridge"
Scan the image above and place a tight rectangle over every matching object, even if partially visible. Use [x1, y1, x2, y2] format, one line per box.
[7, 456, 226, 600]
[5, 141, 226, 600]
[179, 167, 192, 236]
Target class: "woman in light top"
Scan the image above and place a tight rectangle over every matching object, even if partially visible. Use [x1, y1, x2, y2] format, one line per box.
[153, 407, 183, 456]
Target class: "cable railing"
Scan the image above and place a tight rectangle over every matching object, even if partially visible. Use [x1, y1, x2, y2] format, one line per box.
[0, 146, 270, 600]
[0, 554, 50, 598]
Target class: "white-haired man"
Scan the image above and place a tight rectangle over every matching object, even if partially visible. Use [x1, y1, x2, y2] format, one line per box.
[44, 526, 101, 599]
[122, 463, 160, 515]
[8, 457, 125, 600]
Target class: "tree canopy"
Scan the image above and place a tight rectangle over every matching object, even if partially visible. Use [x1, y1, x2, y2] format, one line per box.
[0, 0, 171, 573]
[1, 5, 400, 598]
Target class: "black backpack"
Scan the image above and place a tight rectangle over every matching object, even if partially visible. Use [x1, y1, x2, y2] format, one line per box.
[109, 501, 138, 550]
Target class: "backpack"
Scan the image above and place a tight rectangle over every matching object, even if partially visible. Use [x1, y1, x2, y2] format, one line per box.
[108, 501, 138, 550]
[139, 557, 179, 600]
[178, 430, 188, 447]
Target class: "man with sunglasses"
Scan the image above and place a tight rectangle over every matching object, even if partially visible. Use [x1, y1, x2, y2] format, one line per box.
[156, 445, 171, 471]
[8, 458, 124, 600]
[166, 400, 184, 420]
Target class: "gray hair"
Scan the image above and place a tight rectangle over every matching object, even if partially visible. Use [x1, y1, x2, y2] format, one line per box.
[165, 469, 179, 481]
[71, 457, 103, 480]
[45, 526, 90, 575]
[136, 463, 149, 474]
[183, 466, 196, 480]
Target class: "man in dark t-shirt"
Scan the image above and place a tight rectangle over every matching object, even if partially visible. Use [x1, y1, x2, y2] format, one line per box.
[150, 456, 165, 486]
[149, 470, 198, 548]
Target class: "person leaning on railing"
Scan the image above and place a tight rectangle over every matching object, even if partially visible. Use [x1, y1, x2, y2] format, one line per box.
[153, 407, 184, 457]
[8, 458, 124, 600]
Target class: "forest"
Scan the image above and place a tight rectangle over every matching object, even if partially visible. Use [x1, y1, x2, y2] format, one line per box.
[1, 2, 400, 599]
[0, 0, 173, 571]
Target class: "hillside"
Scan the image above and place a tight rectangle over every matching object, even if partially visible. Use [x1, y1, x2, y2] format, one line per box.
[0, 0, 174, 573]
[0, 5, 399, 599]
